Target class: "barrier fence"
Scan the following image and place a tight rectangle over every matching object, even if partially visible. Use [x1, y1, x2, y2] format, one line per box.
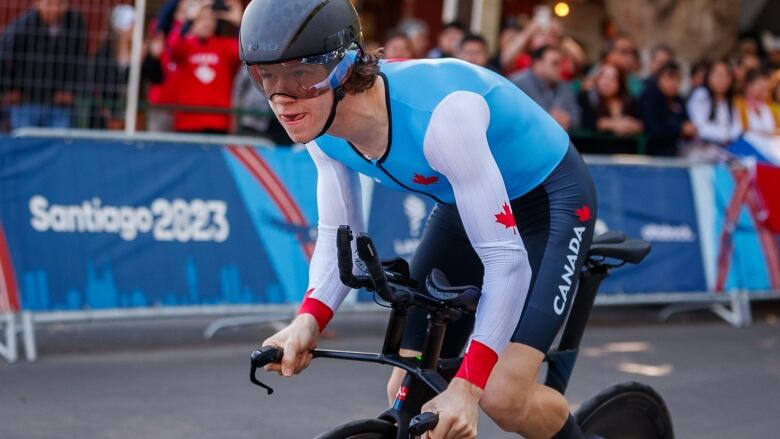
[0, 131, 777, 362]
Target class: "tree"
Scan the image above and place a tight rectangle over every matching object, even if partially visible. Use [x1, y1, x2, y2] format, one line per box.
[605, 0, 740, 61]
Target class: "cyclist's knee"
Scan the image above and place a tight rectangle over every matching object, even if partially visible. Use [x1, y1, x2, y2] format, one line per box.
[386, 367, 405, 405]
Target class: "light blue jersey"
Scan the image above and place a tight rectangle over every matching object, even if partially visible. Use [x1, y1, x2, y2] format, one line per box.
[304, 59, 580, 382]
[312, 58, 570, 204]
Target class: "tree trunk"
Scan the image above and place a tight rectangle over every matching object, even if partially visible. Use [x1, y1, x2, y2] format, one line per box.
[604, 0, 741, 62]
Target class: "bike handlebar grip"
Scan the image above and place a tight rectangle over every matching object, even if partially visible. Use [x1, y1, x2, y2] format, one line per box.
[355, 234, 392, 301]
[250, 346, 284, 368]
[409, 412, 439, 435]
[250, 346, 284, 395]
[337, 225, 356, 285]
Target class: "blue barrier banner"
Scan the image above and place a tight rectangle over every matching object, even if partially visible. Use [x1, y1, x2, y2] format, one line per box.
[590, 164, 707, 293]
[712, 164, 773, 290]
[368, 163, 709, 295]
[367, 184, 437, 261]
[0, 136, 741, 313]
[362, 184, 436, 302]
[0, 137, 317, 310]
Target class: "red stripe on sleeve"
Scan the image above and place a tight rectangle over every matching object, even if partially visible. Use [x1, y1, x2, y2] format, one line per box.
[455, 340, 499, 389]
[297, 288, 333, 333]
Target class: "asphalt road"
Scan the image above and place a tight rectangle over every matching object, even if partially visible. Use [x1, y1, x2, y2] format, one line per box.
[2, 305, 779, 438]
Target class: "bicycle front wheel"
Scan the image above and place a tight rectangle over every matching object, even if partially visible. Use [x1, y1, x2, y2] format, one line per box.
[314, 418, 397, 439]
[575, 381, 674, 439]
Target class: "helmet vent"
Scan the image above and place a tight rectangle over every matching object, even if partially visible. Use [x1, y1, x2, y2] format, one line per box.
[287, 0, 331, 49]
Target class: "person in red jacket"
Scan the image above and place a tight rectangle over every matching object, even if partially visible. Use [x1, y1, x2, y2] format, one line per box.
[169, 0, 242, 134]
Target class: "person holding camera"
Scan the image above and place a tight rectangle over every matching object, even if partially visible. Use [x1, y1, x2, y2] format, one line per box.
[0, 0, 88, 129]
[169, 0, 243, 134]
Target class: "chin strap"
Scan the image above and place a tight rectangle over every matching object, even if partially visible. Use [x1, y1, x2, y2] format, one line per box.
[313, 86, 346, 140]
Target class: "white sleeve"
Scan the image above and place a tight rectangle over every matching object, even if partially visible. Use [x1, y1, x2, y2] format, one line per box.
[686, 88, 732, 144]
[297, 141, 364, 331]
[423, 91, 533, 388]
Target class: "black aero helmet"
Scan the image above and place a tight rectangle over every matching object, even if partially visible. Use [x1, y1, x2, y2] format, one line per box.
[240, 0, 365, 140]
[239, 0, 363, 65]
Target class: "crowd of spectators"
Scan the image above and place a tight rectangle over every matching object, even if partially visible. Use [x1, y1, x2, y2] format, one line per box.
[381, 16, 780, 160]
[2, 1, 780, 158]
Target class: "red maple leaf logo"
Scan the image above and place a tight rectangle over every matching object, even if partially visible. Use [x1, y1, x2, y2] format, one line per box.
[575, 205, 591, 222]
[412, 173, 439, 185]
[495, 202, 517, 232]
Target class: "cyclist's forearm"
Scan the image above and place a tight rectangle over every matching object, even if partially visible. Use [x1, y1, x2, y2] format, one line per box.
[300, 142, 365, 331]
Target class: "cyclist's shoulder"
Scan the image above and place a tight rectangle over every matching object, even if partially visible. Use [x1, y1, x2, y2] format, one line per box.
[380, 59, 519, 112]
[381, 58, 507, 88]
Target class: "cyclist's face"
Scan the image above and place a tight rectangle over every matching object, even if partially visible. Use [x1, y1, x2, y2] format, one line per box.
[268, 89, 334, 144]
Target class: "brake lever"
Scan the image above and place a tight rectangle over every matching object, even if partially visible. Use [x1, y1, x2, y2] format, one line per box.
[409, 412, 439, 436]
[250, 346, 284, 395]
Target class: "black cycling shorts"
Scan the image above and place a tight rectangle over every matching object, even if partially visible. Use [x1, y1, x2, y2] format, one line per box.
[400, 144, 597, 357]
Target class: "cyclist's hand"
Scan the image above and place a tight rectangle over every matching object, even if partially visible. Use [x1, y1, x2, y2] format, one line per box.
[421, 378, 482, 439]
[261, 314, 319, 377]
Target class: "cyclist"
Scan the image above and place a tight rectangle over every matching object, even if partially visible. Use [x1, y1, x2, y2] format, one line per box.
[240, 1, 596, 438]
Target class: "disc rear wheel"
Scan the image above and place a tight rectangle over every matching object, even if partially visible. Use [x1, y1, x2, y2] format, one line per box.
[314, 419, 397, 439]
[575, 381, 674, 439]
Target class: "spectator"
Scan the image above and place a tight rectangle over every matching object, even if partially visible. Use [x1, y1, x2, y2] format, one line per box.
[577, 63, 643, 154]
[733, 52, 761, 92]
[231, 67, 292, 145]
[489, 21, 519, 72]
[733, 68, 780, 136]
[686, 59, 735, 147]
[141, 0, 190, 132]
[382, 32, 414, 60]
[501, 19, 577, 80]
[737, 34, 761, 58]
[511, 45, 580, 131]
[771, 70, 780, 114]
[688, 58, 711, 94]
[0, 0, 88, 129]
[646, 43, 675, 81]
[169, 0, 242, 134]
[640, 61, 697, 156]
[456, 34, 494, 71]
[88, 4, 134, 130]
[397, 18, 430, 59]
[763, 31, 780, 70]
[601, 34, 644, 97]
[426, 21, 466, 59]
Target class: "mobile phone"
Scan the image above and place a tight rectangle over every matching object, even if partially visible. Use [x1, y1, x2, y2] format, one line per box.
[533, 5, 551, 30]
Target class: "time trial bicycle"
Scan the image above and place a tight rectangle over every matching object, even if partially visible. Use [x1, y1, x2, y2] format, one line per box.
[250, 226, 674, 438]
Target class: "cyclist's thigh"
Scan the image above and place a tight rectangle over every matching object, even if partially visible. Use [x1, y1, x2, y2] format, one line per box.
[401, 202, 483, 358]
[512, 145, 597, 352]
